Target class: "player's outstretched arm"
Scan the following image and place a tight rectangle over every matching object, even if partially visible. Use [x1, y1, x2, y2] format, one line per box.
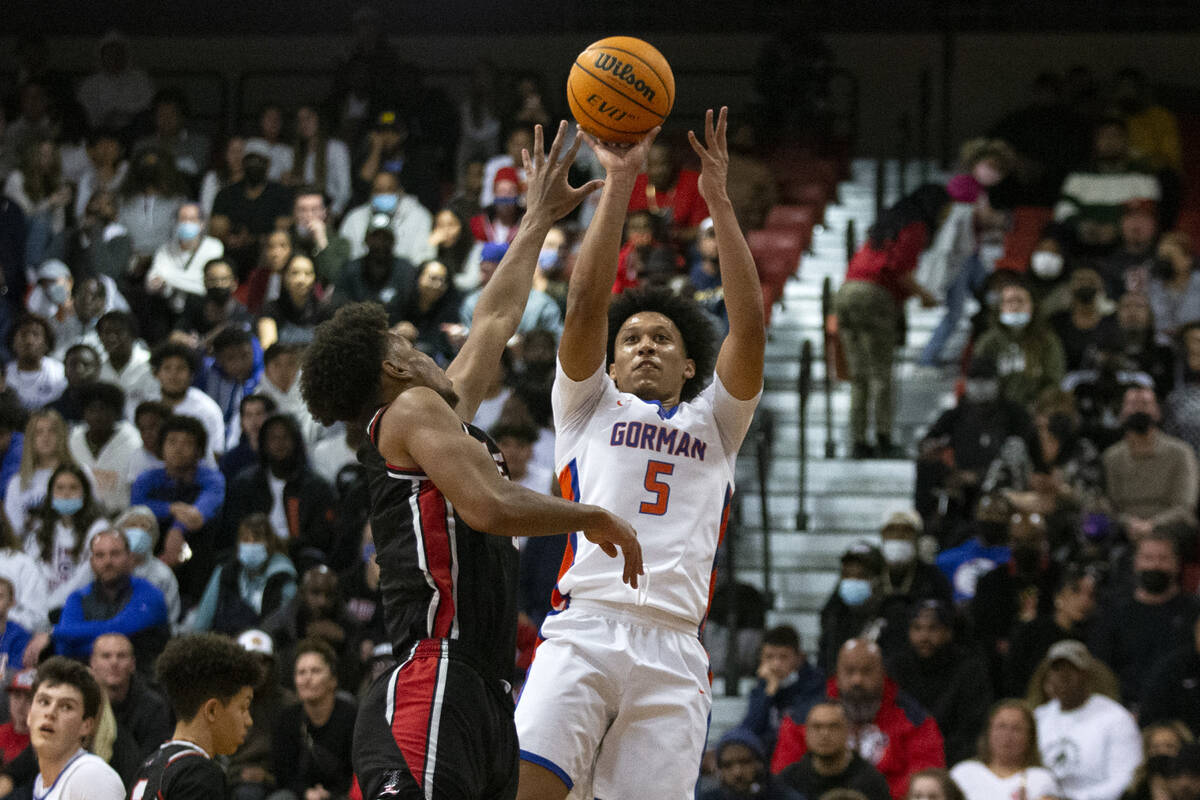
[448, 121, 603, 421]
[380, 387, 644, 586]
[690, 107, 765, 400]
[558, 127, 660, 381]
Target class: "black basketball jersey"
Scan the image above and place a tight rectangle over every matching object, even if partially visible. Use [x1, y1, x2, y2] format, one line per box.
[360, 405, 519, 682]
[130, 740, 225, 800]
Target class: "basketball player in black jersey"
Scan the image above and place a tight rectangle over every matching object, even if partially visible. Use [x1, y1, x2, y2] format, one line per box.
[301, 122, 642, 800]
[130, 634, 261, 799]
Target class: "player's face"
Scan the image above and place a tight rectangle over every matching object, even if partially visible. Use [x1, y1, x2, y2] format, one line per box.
[210, 686, 254, 756]
[387, 334, 459, 407]
[609, 312, 695, 406]
[28, 683, 93, 760]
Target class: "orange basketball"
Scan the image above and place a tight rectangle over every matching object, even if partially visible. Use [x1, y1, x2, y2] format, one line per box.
[566, 36, 675, 144]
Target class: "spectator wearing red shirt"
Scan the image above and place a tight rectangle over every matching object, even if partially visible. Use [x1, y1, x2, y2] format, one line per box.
[627, 141, 709, 250]
[771, 638, 944, 800]
[0, 668, 34, 765]
[834, 184, 948, 458]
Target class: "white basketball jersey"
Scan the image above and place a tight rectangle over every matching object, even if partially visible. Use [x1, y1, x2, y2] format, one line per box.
[549, 361, 759, 628]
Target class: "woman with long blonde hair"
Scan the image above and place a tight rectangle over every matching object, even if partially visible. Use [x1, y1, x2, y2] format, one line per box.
[949, 700, 1060, 800]
[4, 409, 78, 537]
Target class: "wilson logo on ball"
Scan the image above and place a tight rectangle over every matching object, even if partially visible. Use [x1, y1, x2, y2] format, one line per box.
[592, 53, 656, 102]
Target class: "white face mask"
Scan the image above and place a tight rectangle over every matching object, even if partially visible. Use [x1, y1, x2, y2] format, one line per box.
[881, 539, 916, 566]
[1000, 310, 1031, 330]
[1030, 251, 1064, 279]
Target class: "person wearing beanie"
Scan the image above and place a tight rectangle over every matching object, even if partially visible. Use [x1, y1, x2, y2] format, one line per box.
[702, 727, 802, 800]
[459, 240, 562, 339]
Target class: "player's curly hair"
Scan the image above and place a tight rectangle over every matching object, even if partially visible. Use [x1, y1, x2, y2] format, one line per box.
[156, 633, 263, 722]
[607, 286, 718, 402]
[301, 302, 390, 425]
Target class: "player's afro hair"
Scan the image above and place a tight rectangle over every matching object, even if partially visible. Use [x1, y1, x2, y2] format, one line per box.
[607, 286, 718, 403]
[301, 302, 390, 425]
[156, 633, 263, 722]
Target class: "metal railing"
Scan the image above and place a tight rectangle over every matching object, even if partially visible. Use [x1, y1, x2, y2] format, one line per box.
[796, 339, 813, 531]
[754, 407, 776, 608]
[821, 276, 837, 459]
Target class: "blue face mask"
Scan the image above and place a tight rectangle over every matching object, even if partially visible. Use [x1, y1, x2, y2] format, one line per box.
[46, 283, 69, 306]
[362, 543, 377, 564]
[176, 220, 202, 242]
[52, 497, 84, 517]
[493, 196, 518, 207]
[371, 193, 399, 214]
[537, 248, 561, 271]
[999, 310, 1031, 330]
[123, 527, 153, 557]
[838, 578, 873, 607]
[238, 542, 269, 571]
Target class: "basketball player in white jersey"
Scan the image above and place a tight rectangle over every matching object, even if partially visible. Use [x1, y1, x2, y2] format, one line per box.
[516, 107, 765, 800]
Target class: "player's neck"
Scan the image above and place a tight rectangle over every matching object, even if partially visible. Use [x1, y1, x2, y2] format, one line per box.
[171, 720, 215, 757]
[37, 744, 83, 788]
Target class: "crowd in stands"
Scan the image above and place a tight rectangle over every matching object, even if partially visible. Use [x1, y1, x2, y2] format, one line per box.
[5, 18, 1200, 800]
[0, 15, 771, 800]
[701, 65, 1200, 800]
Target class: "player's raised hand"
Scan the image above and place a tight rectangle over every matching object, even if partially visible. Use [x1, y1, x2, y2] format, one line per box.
[521, 121, 605, 226]
[584, 126, 661, 180]
[688, 106, 730, 205]
[584, 511, 644, 588]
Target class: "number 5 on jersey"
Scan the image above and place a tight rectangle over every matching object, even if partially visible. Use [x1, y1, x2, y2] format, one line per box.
[640, 460, 675, 515]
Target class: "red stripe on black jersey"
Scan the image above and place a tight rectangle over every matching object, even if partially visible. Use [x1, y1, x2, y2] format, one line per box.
[416, 482, 457, 639]
[390, 653, 441, 790]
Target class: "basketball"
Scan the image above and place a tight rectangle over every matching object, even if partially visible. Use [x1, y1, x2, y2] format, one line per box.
[566, 36, 675, 144]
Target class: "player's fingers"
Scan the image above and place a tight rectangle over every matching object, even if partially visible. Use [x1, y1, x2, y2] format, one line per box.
[580, 131, 600, 152]
[562, 125, 585, 166]
[533, 124, 545, 166]
[521, 148, 533, 175]
[705, 108, 715, 145]
[547, 119, 568, 165]
[687, 129, 706, 159]
[717, 106, 728, 144]
[574, 179, 605, 199]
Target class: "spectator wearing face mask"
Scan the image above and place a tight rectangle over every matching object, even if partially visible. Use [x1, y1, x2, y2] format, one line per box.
[915, 357, 1040, 537]
[334, 223, 417, 325]
[1048, 268, 1121, 371]
[114, 505, 181, 629]
[184, 512, 297, 635]
[819, 542, 885, 673]
[973, 276, 1066, 408]
[172, 257, 254, 346]
[209, 140, 294, 276]
[1148, 231, 1200, 338]
[935, 493, 1014, 605]
[459, 241, 562, 340]
[971, 511, 1059, 690]
[1091, 531, 1200, 707]
[1102, 386, 1198, 538]
[339, 169, 433, 266]
[1113, 291, 1176, 397]
[876, 511, 953, 658]
[145, 203, 224, 331]
[470, 166, 525, 246]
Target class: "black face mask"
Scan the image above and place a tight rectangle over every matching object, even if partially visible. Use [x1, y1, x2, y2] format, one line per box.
[206, 287, 232, 306]
[1073, 286, 1098, 304]
[1012, 545, 1042, 573]
[1124, 411, 1155, 435]
[1137, 568, 1171, 594]
[1151, 258, 1176, 280]
[977, 520, 1008, 546]
[243, 163, 268, 185]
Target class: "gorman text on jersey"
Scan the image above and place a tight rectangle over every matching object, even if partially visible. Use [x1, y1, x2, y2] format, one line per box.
[608, 421, 708, 461]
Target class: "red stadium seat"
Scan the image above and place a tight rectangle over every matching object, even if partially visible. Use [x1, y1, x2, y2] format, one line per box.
[748, 229, 804, 317]
[1174, 208, 1200, 252]
[765, 204, 817, 248]
[993, 206, 1054, 273]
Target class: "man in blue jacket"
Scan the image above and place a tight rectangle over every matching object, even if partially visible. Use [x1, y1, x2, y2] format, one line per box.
[53, 529, 169, 668]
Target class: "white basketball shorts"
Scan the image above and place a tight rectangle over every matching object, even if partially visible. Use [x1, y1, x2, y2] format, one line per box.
[514, 599, 712, 800]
